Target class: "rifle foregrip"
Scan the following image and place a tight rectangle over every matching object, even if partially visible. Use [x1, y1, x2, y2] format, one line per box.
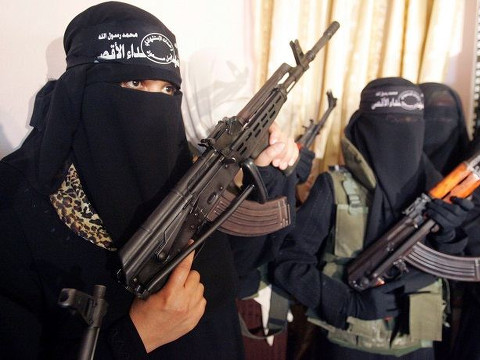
[447, 173, 480, 199]
[429, 152, 480, 200]
[431, 168, 480, 201]
[429, 163, 472, 200]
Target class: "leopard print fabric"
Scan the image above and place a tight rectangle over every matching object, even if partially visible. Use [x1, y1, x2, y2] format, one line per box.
[50, 164, 116, 251]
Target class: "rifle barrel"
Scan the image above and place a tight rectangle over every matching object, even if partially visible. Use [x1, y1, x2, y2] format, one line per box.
[283, 21, 340, 92]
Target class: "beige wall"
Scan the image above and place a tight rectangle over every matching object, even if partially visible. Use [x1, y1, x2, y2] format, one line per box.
[0, 0, 477, 157]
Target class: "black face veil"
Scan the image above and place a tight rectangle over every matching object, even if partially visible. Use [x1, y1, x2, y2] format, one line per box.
[3, 1, 192, 244]
[345, 77, 440, 245]
[419, 82, 469, 175]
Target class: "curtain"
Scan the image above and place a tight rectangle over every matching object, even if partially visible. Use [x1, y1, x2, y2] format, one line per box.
[251, 0, 466, 173]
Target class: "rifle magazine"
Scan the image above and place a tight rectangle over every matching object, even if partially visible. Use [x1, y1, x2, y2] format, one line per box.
[206, 190, 291, 236]
[406, 242, 480, 281]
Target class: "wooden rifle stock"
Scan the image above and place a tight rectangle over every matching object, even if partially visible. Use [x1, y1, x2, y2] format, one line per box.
[347, 150, 480, 291]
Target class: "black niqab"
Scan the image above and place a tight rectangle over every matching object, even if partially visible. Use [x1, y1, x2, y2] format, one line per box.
[420, 82, 469, 175]
[345, 77, 441, 244]
[2, 2, 192, 244]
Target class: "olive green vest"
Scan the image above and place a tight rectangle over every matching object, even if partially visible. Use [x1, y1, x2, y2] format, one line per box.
[307, 137, 447, 357]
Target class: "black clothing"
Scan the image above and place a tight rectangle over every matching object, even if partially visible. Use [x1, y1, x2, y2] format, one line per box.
[74, 81, 191, 243]
[419, 82, 469, 176]
[419, 83, 474, 360]
[345, 78, 428, 245]
[451, 283, 480, 360]
[274, 78, 451, 359]
[4, 2, 190, 245]
[296, 147, 315, 184]
[450, 189, 480, 360]
[64, 1, 182, 87]
[274, 173, 335, 310]
[230, 165, 299, 299]
[274, 159, 440, 360]
[0, 161, 244, 359]
[7, 2, 183, 201]
[450, 136, 480, 360]
[0, 2, 248, 359]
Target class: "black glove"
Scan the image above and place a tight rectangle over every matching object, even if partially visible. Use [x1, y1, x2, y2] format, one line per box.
[319, 276, 404, 328]
[345, 279, 404, 321]
[425, 196, 474, 252]
[401, 268, 437, 293]
[426, 196, 474, 234]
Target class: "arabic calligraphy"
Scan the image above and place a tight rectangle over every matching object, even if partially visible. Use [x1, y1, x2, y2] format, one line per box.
[98, 32, 139, 40]
[96, 31, 179, 67]
[371, 90, 423, 111]
[98, 42, 146, 60]
[141, 33, 179, 67]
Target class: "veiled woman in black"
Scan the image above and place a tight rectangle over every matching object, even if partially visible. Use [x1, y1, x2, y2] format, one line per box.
[274, 77, 473, 360]
[0, 2, 298, 359]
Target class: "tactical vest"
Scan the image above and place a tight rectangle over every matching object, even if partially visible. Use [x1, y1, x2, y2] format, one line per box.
[307, 164, 446, 357]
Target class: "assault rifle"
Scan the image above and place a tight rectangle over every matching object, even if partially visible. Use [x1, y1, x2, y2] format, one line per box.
[296, 90, 337, 149]
[283, 90, 337, 179]
[117, 22, 340, 299]
[347, 150, 480, 292]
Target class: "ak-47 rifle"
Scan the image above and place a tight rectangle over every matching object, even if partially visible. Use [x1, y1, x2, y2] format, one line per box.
[117, 22, 340, 299]
[296, 90, 337, 149]
[347, 150, 480, 292]
[283, 90, 337, 178]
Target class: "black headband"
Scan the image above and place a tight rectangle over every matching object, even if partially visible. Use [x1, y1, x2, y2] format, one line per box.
[359, 79, 424, 116]
[64, 2, 181, 88]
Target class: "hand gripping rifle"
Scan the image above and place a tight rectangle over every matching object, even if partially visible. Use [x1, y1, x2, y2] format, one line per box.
[347, 150, 480, 292]
[117, 22, 340, 299]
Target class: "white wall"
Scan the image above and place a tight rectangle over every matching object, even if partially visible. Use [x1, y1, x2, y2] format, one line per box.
[0, 0, 252, 157]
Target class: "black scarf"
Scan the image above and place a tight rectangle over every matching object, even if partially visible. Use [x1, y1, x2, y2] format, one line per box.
[2, 2, 192, 244]
[345, 77, 441, 245]
[420, 82, 470, 175]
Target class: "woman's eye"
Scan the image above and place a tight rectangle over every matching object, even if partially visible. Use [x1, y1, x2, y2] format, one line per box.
[163, 85, 176, 96]
[120, 80, 177, 94]
[124, 80, 142, 89]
